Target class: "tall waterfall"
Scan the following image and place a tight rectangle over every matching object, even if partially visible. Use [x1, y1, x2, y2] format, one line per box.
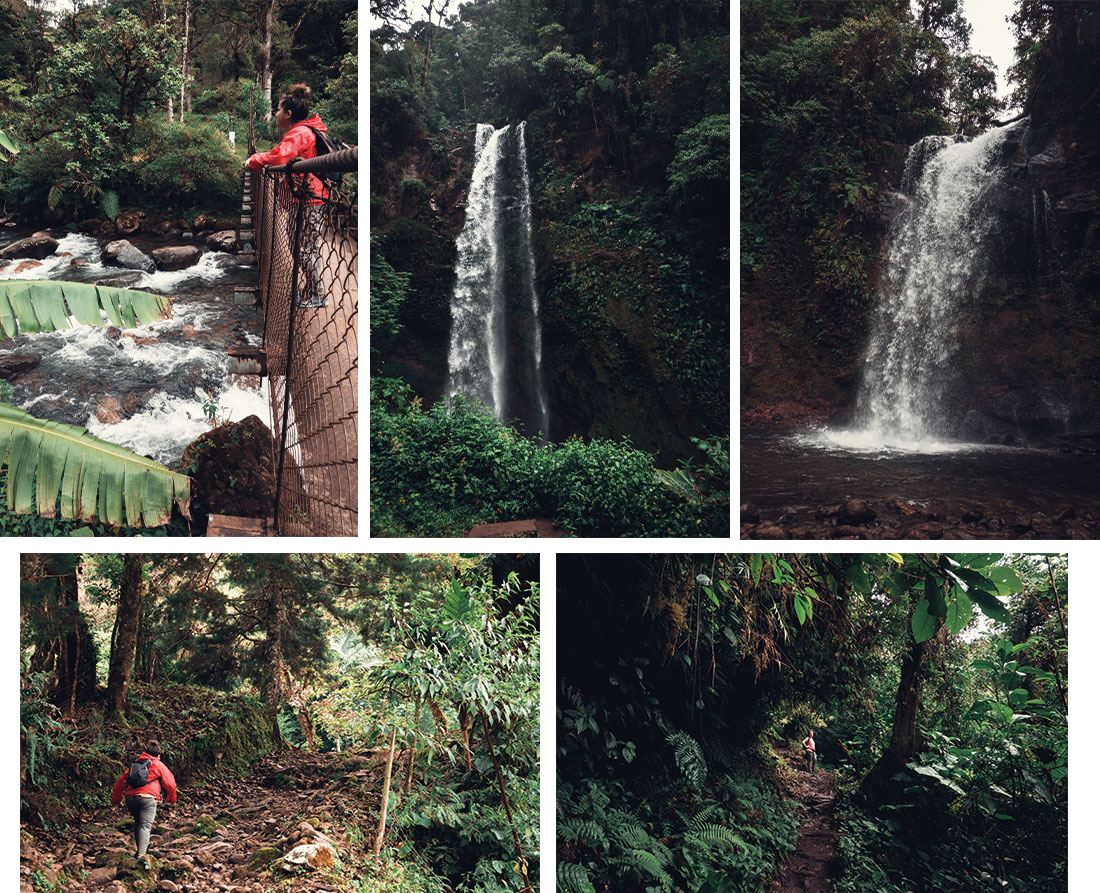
[447, 122, 549, 437]
[843, 122, 1020, 450]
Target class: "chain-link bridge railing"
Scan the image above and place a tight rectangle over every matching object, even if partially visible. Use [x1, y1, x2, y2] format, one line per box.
[245, 133, 358, 536]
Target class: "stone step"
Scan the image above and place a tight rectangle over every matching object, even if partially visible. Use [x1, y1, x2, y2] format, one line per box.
[227, 345, 266, 374]
[238, 229, 256, 243]
[238, 252, 256, 265]
[206, 514, 271, 537]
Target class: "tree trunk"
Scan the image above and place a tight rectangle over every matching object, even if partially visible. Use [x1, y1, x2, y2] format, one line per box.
[51, 556, 94, 719]
[859, 620, 943, 801]
[106, 554, 144, 717]
[261, 585, 285, 707]
[180, 0, 191, 123]
[259, 0, 274, 121]
[373, 728, 398, 855]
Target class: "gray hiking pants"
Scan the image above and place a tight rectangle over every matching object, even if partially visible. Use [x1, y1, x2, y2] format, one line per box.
[125, 796, 158, 856]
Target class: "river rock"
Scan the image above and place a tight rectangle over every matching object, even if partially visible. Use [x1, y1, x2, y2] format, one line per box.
[280, 840, 335, 872]
[70, 257, 87, 268]
[115, 210, 142, 234]
[0, 354, 42, 379]
[102, 240, 154, 273]
[206, 230, 237, 252]
[151, 245, 202, 270]
[95, 396, 124, 424]
[838, 498, 875, 525]
[11, 259, 42, 274]
[178, 414, 275, 519]
[0, 231, 58, 260]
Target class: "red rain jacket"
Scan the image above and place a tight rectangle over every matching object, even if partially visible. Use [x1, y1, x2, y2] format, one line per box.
[246, 114, 329, 200]
[111, 754, 178, 805]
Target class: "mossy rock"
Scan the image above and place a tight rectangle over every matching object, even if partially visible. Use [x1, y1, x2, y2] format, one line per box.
[305, 817, 322, 829]
[102, 851, 137, 867]
[192, 815, 218, 837]
[249, 846, 282, 870]
[159, 859, 194, 879]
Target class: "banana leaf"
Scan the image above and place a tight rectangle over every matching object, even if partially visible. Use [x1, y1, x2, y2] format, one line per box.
[0, 280, 171, 338]
[0, 402, 190, 527]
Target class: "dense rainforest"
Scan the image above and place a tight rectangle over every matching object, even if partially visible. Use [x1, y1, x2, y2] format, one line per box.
[370, 0, 730, 537]
[20, 552, 539, 892]
[0, 0, 357, 223]
[558, 553, 1067, 892]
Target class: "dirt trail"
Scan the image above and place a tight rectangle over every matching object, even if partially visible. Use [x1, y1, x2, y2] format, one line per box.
[20, 749, 381, 893]
[770, 745, 839, 893]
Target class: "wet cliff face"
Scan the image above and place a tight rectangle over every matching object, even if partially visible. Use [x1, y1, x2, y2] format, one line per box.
[947, 118, 1100, 441]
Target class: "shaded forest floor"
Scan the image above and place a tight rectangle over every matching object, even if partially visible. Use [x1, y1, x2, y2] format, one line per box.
[21, 748, 385, 892]
[770, 745, 839, 893]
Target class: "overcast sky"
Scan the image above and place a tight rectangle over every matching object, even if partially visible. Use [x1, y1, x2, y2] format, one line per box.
[961, 0, 1019, 106]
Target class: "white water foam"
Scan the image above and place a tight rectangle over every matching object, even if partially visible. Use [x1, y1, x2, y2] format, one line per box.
[85, 381, 270, 466]
[793, 427, 986, 457]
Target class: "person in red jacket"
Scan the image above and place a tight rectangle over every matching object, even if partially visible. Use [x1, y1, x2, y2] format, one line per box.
[246, 82, 330, 307]
[246, 82, 328, 202]
[111, 740, 177, 858]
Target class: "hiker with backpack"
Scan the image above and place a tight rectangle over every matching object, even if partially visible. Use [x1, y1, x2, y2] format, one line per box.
[110, 740, 178, 859]
[246, 82, 341, 308]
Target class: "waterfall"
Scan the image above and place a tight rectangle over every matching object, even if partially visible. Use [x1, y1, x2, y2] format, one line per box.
[842, 122, 1020, 450]
[447, 123, 549, 437]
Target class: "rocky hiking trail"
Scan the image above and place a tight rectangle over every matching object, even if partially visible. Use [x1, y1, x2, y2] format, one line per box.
[21, 749, 383, 893]
[770, 745, 839, 893]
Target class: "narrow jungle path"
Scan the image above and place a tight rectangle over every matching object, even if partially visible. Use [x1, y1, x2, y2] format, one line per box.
[770, 745, 839, 893]
[20, 749, 384, 893]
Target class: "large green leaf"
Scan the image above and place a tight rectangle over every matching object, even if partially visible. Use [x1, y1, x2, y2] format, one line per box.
[911, 598, 938, 643]
[978, 565, 1024, 597]
[0, 127, 18, 159]
[968, 587, 1011, 625]
[0, 280, 171, 338]
[944, 588, 972, 634]
[0, 403, 190, 526]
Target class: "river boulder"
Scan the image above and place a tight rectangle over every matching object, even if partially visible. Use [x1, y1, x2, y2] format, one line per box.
[102, 239, 155, 272]
[206, 230, 237, 252]
[151, 245, 202, 271]
[0, 231, 58, 260]
[0, 354, 42, 379]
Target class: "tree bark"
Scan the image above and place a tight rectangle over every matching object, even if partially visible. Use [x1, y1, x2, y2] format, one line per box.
[481, 714, 531, 890]
[259, 0, 274, 120]
[180, 0, 191, 123]
[51, 556, 94, 719]
[106, 554, 144, 717]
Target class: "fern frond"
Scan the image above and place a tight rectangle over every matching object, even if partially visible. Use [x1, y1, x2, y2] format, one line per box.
[613, 822, 652, 851]
[688, 803, 719, 830]
[687, 822, 749, 851]
[628, 849, 673, 889]
[560, 818, 607, 850]
[557, 862, 596, 893]
[668, 729, 707, 786]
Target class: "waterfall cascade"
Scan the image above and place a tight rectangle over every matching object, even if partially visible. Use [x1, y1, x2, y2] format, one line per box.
[830, 122, 1022, 452]
[447, 122, 549, 437]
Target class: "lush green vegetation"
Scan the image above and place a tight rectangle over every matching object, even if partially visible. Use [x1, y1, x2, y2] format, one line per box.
[558, 553, 1067, 892]
[0, 1, 356, 222]
[371, 0, 730, 531]
[21, 553, 539, 892]
[371, 377, 729, 537]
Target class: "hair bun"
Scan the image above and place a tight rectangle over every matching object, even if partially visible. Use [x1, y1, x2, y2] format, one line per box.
[290, 83, 311, 102]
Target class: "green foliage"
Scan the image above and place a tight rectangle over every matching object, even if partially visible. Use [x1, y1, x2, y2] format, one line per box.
[370, 378, 729, 537]
[667, 114, 730, 198]
[131, 119, 239, 217]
